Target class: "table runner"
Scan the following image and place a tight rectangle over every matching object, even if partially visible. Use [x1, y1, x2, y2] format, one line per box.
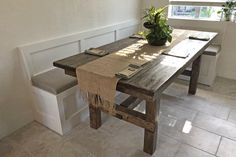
[76, 29, 190, 113]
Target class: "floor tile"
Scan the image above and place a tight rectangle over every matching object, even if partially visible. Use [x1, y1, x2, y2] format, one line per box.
[162, 93, 230, 120]
[217, 138, 236, 157]
[159, 115, 221, 154]
[154, 134, 181, 157]
[174, 144, 215, 157]
[163, 81, 189, 98]
[193, 112, 236, 140]
[8, 122, 63, 157]
[161, 95, 197, 121]
[180, 96, 230, 120]
[9, 122, 62, 145]
[68, 117, 144, 157]
[1, 77, 236, 157]
[228, 109, 236, 124]
[201, 92, 236, 110]
[53, 141, 96, 157]
[0, 138, 31, 157]
[212, 77, 236, 98]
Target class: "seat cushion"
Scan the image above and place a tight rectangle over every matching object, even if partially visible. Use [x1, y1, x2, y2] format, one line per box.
[203, 45, 221, 56]
[32, 68, 77, 94]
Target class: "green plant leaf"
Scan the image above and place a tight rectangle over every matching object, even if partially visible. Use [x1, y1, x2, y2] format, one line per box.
[142, 6, 172, 44]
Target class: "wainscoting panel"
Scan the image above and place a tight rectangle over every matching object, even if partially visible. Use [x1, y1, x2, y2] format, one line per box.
[117, 25, 139, 40]
[31, 41, 79, 75]
[83, 31, 115, 51]
[18, 19, 140, 79]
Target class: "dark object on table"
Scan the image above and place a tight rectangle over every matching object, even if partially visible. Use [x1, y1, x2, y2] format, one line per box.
[116, 64, 142, 79]
[189, 34, 210, 41]
[85, 48, 109, 57]
[129, 34, 145, 40]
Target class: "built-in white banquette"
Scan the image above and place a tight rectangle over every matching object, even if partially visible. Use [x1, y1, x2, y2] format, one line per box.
[18, 20, 140, 135]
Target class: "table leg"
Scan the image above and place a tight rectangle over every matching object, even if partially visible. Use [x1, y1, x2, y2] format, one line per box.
[189, 56, 202, 95]
[89, 104, 102, 129]
[143, 97, 160, 155]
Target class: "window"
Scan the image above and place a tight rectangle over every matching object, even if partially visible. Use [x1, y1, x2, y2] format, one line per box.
[168, 0, 225, 20]
[169, 5, 222, 20]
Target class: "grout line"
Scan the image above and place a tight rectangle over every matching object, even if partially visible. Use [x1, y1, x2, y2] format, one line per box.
[190, 124, 236, 143]
[192, 111, 200, 122]
[183, 143, 216, 156]
[161, 133, 216, 156]
[215, 136, 222, 156]
[163, 95, 230, 121]
[226, 109, 231, 120]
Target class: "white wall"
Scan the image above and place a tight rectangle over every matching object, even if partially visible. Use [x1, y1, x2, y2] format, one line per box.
[218, 22, 236, 79]
[0, 0, 142, 139]
[142, 0, 236, 80]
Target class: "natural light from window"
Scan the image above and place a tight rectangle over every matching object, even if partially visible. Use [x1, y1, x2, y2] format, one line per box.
[168, 5, 222, 20]
[168, 0, 226, 21]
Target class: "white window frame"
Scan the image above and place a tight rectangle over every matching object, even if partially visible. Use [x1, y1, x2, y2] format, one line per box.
[169, 0, 227, 6]
[168, 0, 227, 21]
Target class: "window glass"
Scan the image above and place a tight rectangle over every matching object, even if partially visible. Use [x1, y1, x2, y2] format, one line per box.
[169, 5, 222, 20]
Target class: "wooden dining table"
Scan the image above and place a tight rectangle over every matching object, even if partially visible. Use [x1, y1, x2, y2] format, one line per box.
[53, 29, 217, 155]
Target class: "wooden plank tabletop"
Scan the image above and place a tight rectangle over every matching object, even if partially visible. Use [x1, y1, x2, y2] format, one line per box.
[53, 29, 218, 100]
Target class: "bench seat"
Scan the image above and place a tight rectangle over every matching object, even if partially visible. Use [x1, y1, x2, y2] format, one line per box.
[30, 68, 88, 135]
[32, 68, 77, 94]
[203, 44, 221, 56]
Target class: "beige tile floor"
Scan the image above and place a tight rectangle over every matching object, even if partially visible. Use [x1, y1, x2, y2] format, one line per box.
[1, 77, 236, 157]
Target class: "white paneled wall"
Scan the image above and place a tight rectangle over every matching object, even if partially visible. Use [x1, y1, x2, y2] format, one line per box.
[83, 32, 115, 51]
[32, 42, 79, 75]
[116, 25, 140, 40]
[19, 20, 140, 79]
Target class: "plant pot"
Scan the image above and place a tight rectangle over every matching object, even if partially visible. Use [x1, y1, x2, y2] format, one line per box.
[143, 22, 156, 29]
[147, 38, 167, 46]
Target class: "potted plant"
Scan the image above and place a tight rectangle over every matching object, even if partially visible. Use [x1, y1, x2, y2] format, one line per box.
[217, 0, 236, 21]
[139, 6, 173, 46]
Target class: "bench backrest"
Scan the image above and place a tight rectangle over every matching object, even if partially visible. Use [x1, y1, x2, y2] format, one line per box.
[18, 20, 140, 80]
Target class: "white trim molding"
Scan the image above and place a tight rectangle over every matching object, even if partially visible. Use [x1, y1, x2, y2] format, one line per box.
[18, 19, 140, 55]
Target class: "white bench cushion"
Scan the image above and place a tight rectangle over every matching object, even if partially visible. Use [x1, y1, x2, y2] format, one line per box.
[203, 45, 221, 56]
[32, 68, 77, 94]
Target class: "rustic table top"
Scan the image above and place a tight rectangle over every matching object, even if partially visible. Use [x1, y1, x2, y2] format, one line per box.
[54, 29, 217, 100]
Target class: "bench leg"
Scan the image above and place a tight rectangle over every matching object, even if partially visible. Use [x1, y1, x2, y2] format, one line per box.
[89, 105, 102, 129]
[189, 56, 202, 95]
[143, 98, 160, 155]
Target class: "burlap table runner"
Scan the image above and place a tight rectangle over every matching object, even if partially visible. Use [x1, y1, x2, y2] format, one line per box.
[76, 29, 190, 113]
